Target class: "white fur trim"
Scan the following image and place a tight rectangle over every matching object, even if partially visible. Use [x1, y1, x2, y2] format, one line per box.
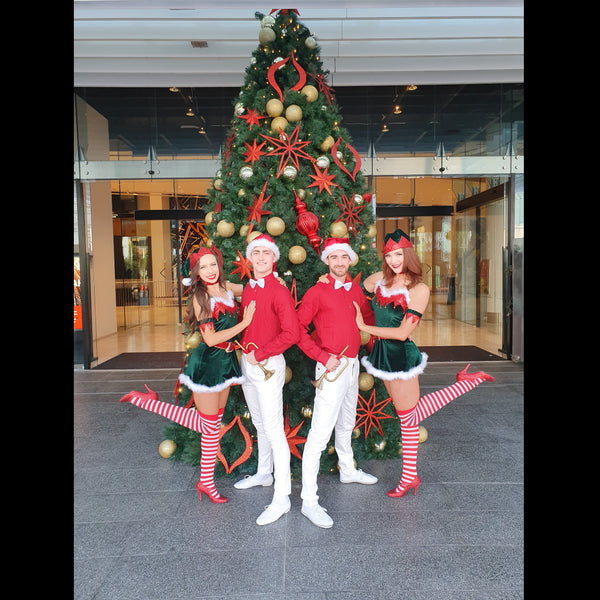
[178, 373, 246, 393]
[245, 237, 280, 260]
[361, 352, 428, 381]
[374, 280, 411, 305]
[210, 289, 235, 312]
[182, 277, 192, 286]
[321, 242, 357, 263]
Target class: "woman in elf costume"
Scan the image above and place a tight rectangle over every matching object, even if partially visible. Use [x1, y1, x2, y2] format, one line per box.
[120, 246, 255, 503]
[354, 229, 494, 498]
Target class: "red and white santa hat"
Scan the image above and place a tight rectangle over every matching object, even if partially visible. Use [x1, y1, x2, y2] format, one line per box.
[245, 233, 280, 261]
[320, 237, 357, 263]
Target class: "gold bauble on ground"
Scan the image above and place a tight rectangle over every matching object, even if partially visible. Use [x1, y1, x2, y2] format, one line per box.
[358, 372, 374, 391]
[330, 221, 348, 238]
[301, 84, 318, 102]
[285, 104, 303, 122]
[270, 116, 288, 134]
[266, 216, 286, 236]
[266, 98, 284, 117]
[419, 425, 428, 443]
[288, 245, 307, 264]
[158, 439, 176, 458]
[216, 220, 235, 237]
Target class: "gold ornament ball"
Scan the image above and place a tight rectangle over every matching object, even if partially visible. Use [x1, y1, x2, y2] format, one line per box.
[238, 188, 246, 197]
[158, 439, 177, 458]
[285, 366, 292, 384]
[216, 220, 235, 238]
[288, 245, 307, 264]
[282, 165, 297, 179]
[266, 98, 284, 117]
[270, 116, 288, 134]
[205, 211, 214, 225]
[373, 440, 387, 453]
[247, 230, 262, 243]
[419, 425, 428, 443]
[352, 427, 361, 439]
[185, 330, 202, 349]
[305, 36, 317, 49]
[360, 330, 371, 346]
[266, 216, 286, 236]
[258, 26, 276, 44]
[358, 372, 374, 391]
[239, 224, 249, 237]
[367, 224, 377, 238]
[296, 188, 306, 199]
[327, 445, 336, 455]
[285, 104, 303, 122]
[320, 135, 335, 151]
[213, 178, 224, 191]
[301, 84, 318, 102]
[301, 405, 313, 418]
[330, 221, 348, 238]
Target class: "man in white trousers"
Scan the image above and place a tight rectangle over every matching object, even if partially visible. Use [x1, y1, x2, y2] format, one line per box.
[235, 234, 300, 525]
[296, 237, 378, 528]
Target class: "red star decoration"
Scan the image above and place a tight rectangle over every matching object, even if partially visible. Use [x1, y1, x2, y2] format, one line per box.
[334, 194, 365, 237]
[239, 108, 268, 130]
[223, 130, 235, 166]
[230, 250, 253, 281]
[308, 72, 336, 106]
[243, 139, 267, 164]
[260, 124, 314, 178]
[355, 389, 394, 438]
[284, 413, 307, 459]
[308, 164, 340, 196]
[246, 178, 273, 225]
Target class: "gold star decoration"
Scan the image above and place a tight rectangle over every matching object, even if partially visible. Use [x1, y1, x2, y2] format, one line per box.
[260, 124, 314, 178]
[355, 389, 394, 438]
[284, 413, 307, 459]
[308, 164, 340, 196]
[334, 193, 365, 237]
[243, 139, 267, 164]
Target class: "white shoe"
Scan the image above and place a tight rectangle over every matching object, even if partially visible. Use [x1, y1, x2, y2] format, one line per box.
[256, 497, 291, 525]
[301, 503, 334, 528]
[233, 473, 274, 489]
[339, 468, 378, 485]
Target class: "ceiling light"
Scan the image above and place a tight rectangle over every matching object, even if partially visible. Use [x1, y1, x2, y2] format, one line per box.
[198, 127, 206, 135]
[393, 105, 402, 114]
[186, 108, 195, 116]
[407, 84, 417, 91]
[382, 123, 389, 133]
[169, 86, 179, 92]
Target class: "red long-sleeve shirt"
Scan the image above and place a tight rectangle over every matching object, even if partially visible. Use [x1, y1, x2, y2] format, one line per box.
[240, 273, 300, 362]
[296, 274, 375, 365]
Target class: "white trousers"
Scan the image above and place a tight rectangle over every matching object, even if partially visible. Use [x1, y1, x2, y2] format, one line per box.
[300, 355, 359, 506]
[241, 353, 291, 497]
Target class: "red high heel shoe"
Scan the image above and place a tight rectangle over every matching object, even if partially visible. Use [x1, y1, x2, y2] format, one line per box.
[119, 384, 158, 405]
[456, 364, 495, 383]
[387, 475, 421, 498]
[196, 481, 228, 504]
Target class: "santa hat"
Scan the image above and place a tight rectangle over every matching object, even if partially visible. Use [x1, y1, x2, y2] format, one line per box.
[383, 229, 413, 253]
[320, 237, 357, 263]
[245, 233, 280, 261]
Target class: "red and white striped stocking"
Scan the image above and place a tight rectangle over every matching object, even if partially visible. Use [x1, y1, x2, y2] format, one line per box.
[198, 408, 224, 499]
[124, 392, 204, 432]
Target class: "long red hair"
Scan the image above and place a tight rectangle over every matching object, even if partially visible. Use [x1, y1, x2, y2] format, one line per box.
[383, 247, 423, 289]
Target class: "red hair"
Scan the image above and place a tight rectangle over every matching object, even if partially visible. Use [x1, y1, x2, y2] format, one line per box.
[383, 246, 423, 289]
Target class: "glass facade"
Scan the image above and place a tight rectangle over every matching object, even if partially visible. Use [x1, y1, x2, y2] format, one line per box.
[74, 84, 523, 368]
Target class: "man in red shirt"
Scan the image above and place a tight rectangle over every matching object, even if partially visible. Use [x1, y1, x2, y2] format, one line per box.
[235, 234, 300, 525]
[296, 237, 378, 528]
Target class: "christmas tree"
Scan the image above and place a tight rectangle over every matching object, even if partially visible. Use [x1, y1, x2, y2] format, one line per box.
[163, 9, 404, 478]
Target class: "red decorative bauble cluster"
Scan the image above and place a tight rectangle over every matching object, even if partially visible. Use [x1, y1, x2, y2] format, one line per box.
[293, 190, 321, 253]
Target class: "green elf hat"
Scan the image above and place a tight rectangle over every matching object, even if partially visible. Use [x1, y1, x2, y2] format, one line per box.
[383, 229, 413, 253]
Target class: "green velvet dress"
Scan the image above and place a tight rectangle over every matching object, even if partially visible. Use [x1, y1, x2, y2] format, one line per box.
[361, 281, 428, 381]
[178, 290, 246, 393]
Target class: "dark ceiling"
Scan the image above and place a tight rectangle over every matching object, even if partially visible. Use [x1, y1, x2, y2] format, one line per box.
[75, 83, 523, 159]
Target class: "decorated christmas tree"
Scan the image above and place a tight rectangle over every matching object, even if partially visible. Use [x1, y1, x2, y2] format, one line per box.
[163, 9, 405, 478]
